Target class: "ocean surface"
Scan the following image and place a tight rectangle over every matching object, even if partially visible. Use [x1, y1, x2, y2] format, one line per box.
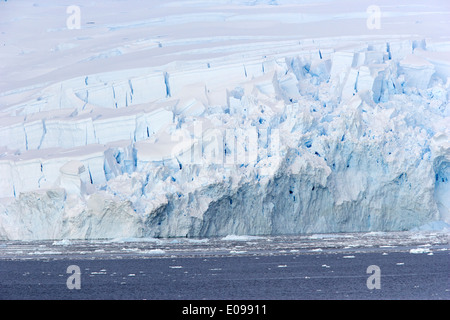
[0, 231, 448, 300]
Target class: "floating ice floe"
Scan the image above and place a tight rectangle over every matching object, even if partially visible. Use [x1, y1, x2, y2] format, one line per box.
[409, 248, 432, 254]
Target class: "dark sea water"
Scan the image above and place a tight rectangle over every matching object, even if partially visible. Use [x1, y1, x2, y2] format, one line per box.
[0, 231, 448, 300]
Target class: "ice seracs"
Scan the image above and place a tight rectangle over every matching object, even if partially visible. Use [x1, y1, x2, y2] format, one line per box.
[58, 160, 86, 195]
[398, 54, 435, 90]
[0, 1, 449, 240]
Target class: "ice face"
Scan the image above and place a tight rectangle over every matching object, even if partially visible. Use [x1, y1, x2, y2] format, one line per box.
[398, 54, 435, 90]
[0, 0, 449, 240]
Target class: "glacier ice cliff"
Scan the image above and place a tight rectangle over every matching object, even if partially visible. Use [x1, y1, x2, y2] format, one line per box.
[0, 37, 449, 240]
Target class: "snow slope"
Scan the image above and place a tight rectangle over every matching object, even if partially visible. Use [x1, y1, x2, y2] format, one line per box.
[0, 0, 449, 240]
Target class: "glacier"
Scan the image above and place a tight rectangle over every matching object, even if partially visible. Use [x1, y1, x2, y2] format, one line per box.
[0, 0, 449, 240]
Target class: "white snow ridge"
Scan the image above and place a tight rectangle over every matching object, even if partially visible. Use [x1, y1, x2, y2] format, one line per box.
[0, 0, 449, 240]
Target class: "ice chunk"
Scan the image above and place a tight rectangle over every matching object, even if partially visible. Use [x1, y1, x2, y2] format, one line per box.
[398, 54, 435, 89]
[409, 248, 431, 254]
[364, 51, 385, 64]
[0, 121, 26, 151]
[129, 73, 167, 104]
[58, 160, 86, 195]
[0, 161, 15, 197]
[221, 235, 264, 241]
[309, 58, 331, 81]
[330, 52, 355, 81]
[341, 68, 359, 101]
[387, 40, 413, 60]
[278, 73, 301, 101]
[40, 118, 96, 150]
